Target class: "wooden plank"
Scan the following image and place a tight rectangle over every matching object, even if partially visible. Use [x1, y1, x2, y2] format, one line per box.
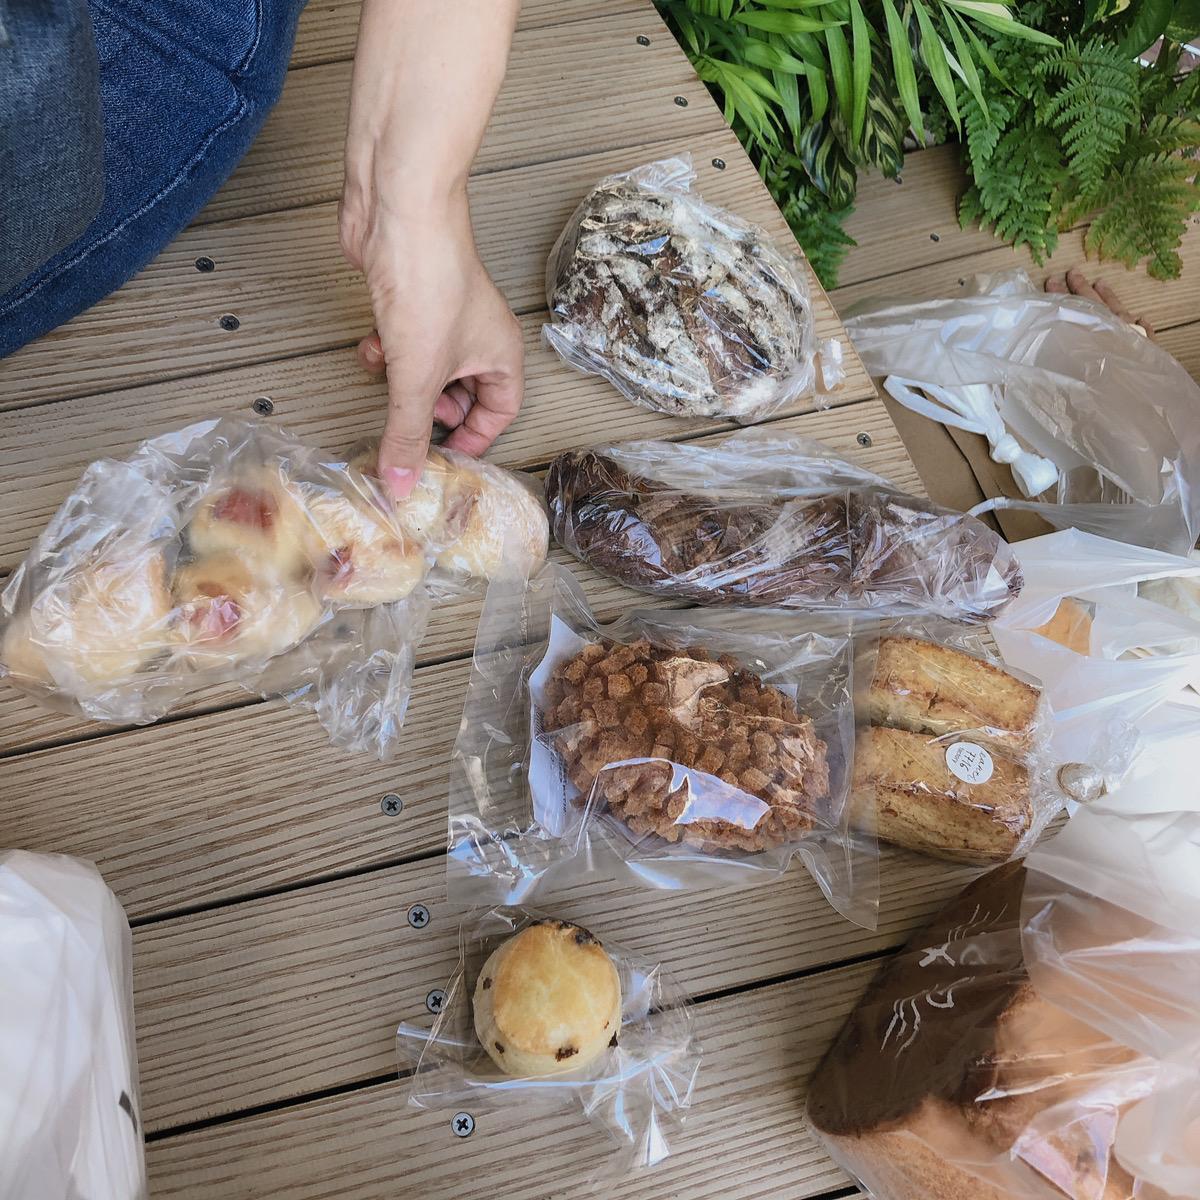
[145, 965, 869, 1199]
[0, 311, 873, 576]
[131, 845, 972, 1132]
[203, 11, 719, 224]
[0, 130, 864, 409]
[833, 220, 1200, 334]
[0, 403, 922, 914]
[291, 0, 653, 70]
[1159, 320, 1200, 383]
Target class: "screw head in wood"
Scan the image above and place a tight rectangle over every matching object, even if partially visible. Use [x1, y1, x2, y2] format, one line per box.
[673, 95, 688, 107]
[380, 792, 403, 816]
[930, 232, 941, 242]
[636, 34, 650, 45]
[219, 314, 240, 331]
[857, 432, 872, 447]
[711, 157, 726, 170]
[252, 396, 274, 416]
[452, 1112, 475, 1138]
[194, 256, 215, 273]
[426, 988, 446, 1014]
[407, 903, 430, 929]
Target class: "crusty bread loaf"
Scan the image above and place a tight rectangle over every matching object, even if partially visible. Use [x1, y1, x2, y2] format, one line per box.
[808, 864, 1141, 1200]
[1030, 598, 1093, 655]
[851, 726, 1032, 865]
[862, 636, 1042, 756]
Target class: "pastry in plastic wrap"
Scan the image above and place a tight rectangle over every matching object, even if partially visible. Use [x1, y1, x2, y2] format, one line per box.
[850, 635, 1051, 865]
[546, 439, 1023, 623]
[473, 919, 622, 1077]
[544, 156, 835, 420]
[0, 418, 548, 758]
[2, 550, 172, 690]
[807, 863, 1146, 1200]
[542, 638, 830, 853]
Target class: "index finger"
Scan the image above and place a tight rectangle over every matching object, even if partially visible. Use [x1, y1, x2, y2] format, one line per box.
[444, 369, 523, 457]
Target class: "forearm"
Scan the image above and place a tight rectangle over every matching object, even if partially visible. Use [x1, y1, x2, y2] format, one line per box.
[344, 0, 520, 219]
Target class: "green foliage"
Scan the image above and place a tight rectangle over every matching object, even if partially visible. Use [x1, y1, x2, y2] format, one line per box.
[655, 0, 1050, 284]
[960, 16, 1200, 279]
[658, 0, 1199, 284]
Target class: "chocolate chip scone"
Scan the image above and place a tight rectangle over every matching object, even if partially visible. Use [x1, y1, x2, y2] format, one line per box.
[546, 173, 812, 420]
[540, 638, 830, 853]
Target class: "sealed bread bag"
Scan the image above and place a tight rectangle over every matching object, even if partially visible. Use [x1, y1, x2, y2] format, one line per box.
[808, 703, 1200, 1199]
[0, 418, 547, 758]
[396, 906, 700, 1183]
[545, 428, 1023, 624]
[1, 852, 146, 1200]
[851, 622, 1061, 865]
[447, 564, 877, 928]
[544, 155, 842, 421]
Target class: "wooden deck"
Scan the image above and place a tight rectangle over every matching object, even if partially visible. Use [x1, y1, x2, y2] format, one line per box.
[1, 3, 1197, 1197]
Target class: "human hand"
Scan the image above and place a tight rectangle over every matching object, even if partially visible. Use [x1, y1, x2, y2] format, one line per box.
[339, 185, 523, 500]
[1044, 268, 1155, 339]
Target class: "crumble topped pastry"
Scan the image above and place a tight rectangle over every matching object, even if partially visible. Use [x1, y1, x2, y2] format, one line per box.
[540, 637, 830, 852]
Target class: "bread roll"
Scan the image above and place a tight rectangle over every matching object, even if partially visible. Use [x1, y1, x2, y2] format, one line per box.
[2, 552, 172, 689]
[186, 468, 311, 575]
[473, 920, 621, 1078]
[851, 726, 1032, 865]
[1030, 598, 1093, 655]
[171, 553, 322, 664]
[300, 488, 428, 606]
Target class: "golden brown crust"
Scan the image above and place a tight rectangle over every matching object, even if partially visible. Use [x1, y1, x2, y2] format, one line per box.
[542, 638, 830, 852]
[473, 921, 621, 1078]
[862, 637, 1042, 756]
[851, 726, 1031, 864]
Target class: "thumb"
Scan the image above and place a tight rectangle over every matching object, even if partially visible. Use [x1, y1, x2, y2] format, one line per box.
[378, 372, 437, 501]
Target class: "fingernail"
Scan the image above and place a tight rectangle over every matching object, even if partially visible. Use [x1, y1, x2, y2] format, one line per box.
[382, 466, 416, 501]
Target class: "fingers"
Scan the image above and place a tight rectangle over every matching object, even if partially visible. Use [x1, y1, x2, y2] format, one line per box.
[1064, 267, 1104, 306]
[1090, 279, 1136, 325]
[1044, 274, 1068, 294]
[357, 332, 385, 374]
[444, 369, 522, 458]
[433, 381, 473, 430]
[378, 366, 440, 500]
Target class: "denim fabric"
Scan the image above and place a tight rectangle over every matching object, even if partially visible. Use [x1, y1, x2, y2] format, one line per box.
[0, 0, 308, 357]
[0, 0, 105, 294]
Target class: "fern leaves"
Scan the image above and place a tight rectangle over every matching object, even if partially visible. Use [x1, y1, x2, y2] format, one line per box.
[1034, 39, 1140, 196]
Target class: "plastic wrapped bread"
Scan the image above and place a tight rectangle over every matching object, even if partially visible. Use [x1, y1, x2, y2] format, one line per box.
[544, 156, 841, 420]
[0, 419, 547, 758]
[546, 429, 1023, 623]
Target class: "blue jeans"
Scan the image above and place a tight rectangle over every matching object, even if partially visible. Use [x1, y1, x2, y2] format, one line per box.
[0, 0, 307, 358]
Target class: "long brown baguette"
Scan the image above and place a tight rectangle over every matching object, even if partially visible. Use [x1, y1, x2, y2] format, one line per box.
[545, 449, 1023, 623]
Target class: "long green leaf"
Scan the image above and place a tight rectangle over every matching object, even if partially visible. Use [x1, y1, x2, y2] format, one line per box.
[768, 32, 805, 140]
[960, 14, 1007, 86]
[733, 10, 842, 33]
[752, 0, 842, 7]
[880, 0, 923, 142]
[737, 38, 811, 72]
[944, 7, 987, 117]
[913, 0, 960, 131]
[824, 22, 854, 134]
[961, 10, 1060, 44]
[848, 0, 870, 147]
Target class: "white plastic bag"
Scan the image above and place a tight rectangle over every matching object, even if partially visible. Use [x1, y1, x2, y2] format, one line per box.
[990, 529, 1200, 768]
[0, 852, 146, 1200]
[846, 269, 1200, 552]
[396, 906, 700, 1185]
[544, 155, 843, 421]
[0, 418, 547, 759]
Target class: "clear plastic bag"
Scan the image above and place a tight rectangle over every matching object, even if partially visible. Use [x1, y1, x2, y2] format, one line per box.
[807, 702, 1200, 1200]
[1, 851, 147, 1200]
[989, 528, 1200, 771]
[851, 619, 1061, 865]
[447, 563, 878, 929]
[543, 155, 843, 421]
[0, 418, 548, 758]
[545, 427, 1023, 624]
[845, 268, 1200, 553]
[396, 906, 701, 1183]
